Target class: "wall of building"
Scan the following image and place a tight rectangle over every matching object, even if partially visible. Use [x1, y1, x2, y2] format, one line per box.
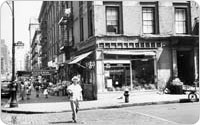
[157, 47, 172, 84]
[159, 2, 174, 35]
[73, 2, 81, 46]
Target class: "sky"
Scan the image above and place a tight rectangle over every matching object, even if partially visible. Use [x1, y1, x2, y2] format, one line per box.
[0, 1, 42, 71]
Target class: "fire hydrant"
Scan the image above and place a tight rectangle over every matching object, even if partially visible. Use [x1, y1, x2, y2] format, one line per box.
[124, 88, 129, 103]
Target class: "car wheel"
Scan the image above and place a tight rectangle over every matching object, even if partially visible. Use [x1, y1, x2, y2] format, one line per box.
[188, 92, 198, 102]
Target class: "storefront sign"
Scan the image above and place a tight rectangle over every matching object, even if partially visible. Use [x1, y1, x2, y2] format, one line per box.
[109, 69, 124, 73]
[32, 70, 56, 76]
[107, 79, 113, 88]
[86, 61, 95, 69]
[105, 71, 110, 77]
[105, 64, 111, 69]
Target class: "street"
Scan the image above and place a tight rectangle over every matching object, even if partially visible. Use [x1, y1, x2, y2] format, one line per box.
[1, 102, 199, 125]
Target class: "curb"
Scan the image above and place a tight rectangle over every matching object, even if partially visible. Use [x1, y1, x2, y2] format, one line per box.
[1, 99, 192, 114]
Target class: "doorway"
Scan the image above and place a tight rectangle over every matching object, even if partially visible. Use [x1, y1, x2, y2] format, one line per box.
[177, 51, 194, 85]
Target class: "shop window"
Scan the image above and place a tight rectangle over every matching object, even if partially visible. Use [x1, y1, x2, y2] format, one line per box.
[132, 59, 155, 90]
[104, 63, 131, 91]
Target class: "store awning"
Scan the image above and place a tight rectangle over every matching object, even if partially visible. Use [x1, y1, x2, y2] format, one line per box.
[68, 51, 93, 64]
[103, 50, 155, 56]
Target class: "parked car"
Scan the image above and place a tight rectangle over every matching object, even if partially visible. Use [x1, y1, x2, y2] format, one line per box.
[1, 80, 12, 98]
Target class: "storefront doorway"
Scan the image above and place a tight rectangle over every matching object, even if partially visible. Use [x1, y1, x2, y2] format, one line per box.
[177, 51, 194, 85]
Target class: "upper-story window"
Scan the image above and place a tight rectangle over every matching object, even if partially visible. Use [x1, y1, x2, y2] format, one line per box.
[80, 17, 84, 41]
[104, 2, 123, 35]
[140, 2, 159, 34]
[173, 2, 191, 34]
[87, 1, 93, 37]
[142, 7, 155, 34]
[175, 8, 187, 34]
[106, 6, 119, 34]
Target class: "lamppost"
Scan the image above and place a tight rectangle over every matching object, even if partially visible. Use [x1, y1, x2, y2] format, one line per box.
[5, 1, 22, 108]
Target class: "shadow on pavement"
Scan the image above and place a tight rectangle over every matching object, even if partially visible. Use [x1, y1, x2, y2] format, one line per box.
[49, 120, 84, 124]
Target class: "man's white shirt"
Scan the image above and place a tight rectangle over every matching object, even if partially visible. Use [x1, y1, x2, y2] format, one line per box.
[67, 84, 82, 100]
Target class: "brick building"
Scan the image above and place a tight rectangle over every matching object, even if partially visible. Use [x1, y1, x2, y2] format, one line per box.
[31, 29, 42, 71]
[38, 1, 199, 99]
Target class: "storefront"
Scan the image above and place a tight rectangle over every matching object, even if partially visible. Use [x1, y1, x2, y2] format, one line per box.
[100, 50, 156, 92]
[71, 35, 198, 99]
[68, 51, 97, 100]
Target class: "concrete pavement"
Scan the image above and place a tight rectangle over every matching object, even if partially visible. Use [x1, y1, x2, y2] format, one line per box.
[1, 90, 193, 114]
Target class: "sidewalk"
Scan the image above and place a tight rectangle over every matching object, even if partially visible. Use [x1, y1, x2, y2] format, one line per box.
[1, 90, 191, 114]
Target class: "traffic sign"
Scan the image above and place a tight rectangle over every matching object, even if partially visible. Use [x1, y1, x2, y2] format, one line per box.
[15, 41, 24, 46]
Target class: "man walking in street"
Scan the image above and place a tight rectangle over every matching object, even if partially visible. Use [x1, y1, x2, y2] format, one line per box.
[67, 76, 82, 123]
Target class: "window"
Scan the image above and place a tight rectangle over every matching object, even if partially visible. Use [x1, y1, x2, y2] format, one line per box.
[142, 7, 155, 34]
[106, 6, 119, 34]
[173, 2, 191, 34]
[175, 8, 187, 34]
[88, 1, 93, 37]
[140, 2, 159, 34]
[80, 17, 84, 41]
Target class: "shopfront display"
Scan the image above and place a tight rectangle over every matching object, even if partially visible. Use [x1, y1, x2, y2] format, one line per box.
[104, 63, 131, 91]
[103, 53, 156, 91]
[131, 59, 155, 90]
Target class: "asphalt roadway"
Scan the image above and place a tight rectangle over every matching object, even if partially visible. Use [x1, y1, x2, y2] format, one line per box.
[1, 102, 199, 125]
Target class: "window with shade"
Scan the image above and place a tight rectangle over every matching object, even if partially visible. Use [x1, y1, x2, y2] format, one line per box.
[142, 7, 155, 34]
[106, 6, 119, 34]
[175, 8, 187, 34]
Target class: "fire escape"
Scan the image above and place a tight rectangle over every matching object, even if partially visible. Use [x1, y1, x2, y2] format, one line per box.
[58, 6, 74, 60]
[39, 20, 48, 69]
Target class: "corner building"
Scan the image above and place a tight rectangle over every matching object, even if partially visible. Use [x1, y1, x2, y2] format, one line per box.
[39, 1, 199, 100]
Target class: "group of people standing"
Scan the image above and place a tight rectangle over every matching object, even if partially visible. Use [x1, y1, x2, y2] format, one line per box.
[33, 78, 50, 98]
[17, 77, 50, 100]
[17, 75, 83, 123]
[18, 79, 32, 100]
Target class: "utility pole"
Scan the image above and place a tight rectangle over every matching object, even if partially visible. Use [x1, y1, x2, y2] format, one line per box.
[9, 1, 18, 108]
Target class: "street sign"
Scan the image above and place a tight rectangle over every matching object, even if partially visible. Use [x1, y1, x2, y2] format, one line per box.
[15, 41, 24, 46]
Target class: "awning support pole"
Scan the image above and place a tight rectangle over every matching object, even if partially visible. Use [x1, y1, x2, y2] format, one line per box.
[76, 63, 87, 69]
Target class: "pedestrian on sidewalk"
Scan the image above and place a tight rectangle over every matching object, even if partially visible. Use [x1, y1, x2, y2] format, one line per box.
[26, 80, 32, 100]
[20, 81, 26, 100]
[33, 79, 40, 97]
[43, 79, 49, 98]
[67, 76, 82, 123]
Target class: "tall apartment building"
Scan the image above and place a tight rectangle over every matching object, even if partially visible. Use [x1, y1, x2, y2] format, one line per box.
[39, 1, 74, 81]
[38, 1, 199, 99]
